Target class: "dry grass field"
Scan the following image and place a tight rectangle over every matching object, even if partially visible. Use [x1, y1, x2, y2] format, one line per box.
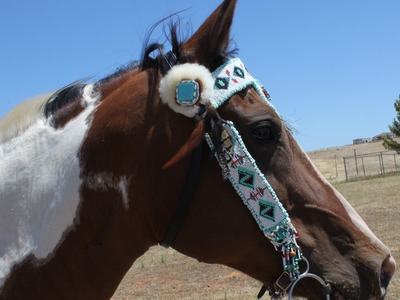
[112, 144, 400, 299]
[307, 138, 400, 182]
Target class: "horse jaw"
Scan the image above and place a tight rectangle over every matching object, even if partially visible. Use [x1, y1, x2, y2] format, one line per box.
[287, 144, 395, 299]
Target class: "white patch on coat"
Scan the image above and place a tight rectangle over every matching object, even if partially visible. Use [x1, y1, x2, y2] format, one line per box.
[85, 172, 118, 192]
[0, 84, 100, 286]
[85, 172, 130, 208]
[118, 177, 130, 208]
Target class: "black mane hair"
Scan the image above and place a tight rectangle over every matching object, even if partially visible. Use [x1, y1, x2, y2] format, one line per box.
[140, 17, 237, 74]
[97, 62, 139, 86]
[140, 18, 186, 76]
[44, 82, 86, 118]
[139, 17, 237, 104]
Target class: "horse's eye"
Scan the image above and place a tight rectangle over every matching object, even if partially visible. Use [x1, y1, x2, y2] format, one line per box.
[251, 126, 273, 141]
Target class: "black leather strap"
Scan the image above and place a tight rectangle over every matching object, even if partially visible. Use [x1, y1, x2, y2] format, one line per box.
[160, 144, 203, 248]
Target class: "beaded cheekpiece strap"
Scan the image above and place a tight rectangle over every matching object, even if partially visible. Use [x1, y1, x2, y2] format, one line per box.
[207, 58, 302, 281]
[205, 121, 302, 280]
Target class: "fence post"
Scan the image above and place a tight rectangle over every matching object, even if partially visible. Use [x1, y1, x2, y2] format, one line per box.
[354, 149, 359, 175]
[361, 157, 365, 177]
[334, 154, 338, 179]
[343, 157, 348, 182]
[380, 152, 385, 175]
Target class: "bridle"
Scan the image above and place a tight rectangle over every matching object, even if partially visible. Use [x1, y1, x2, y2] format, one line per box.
[159, 144, 203, 248]
[159, 57, 331, 299]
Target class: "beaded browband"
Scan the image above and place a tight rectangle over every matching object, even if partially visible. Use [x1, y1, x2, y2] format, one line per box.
[159, 58, 331, 299]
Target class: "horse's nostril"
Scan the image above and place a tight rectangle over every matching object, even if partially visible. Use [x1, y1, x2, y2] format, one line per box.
[381, 255, 396, 289]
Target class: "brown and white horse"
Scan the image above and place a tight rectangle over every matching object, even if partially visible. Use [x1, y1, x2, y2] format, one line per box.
[0, 1, 395, 299]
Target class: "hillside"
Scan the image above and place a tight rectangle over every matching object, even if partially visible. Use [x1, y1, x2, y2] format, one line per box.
[307, 138, 400, 181]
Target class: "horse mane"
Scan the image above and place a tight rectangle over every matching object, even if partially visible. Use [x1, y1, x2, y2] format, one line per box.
[0, 82, 90, 143]
[139, 18, 237, 74]
[43, 82, 87, 118]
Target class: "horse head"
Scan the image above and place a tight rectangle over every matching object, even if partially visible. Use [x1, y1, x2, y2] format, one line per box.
[149, 1, 396, 299]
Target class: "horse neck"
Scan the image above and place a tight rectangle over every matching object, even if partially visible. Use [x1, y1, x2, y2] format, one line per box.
[0, 67, 202, 298]
[0, 81, 150, 299]
[81, 68, 201, 242]
[62, 69, 197, 296]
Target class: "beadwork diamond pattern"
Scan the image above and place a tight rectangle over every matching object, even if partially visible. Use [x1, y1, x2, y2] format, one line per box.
[233, 66, 245, 78]
[259, 199, 275, 221]
[214, 77, 230, 90]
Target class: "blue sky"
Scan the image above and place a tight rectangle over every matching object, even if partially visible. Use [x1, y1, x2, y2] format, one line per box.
[1, 0, 399, 151]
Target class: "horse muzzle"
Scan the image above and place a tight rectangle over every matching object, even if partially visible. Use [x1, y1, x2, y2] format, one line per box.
[327, 254, 396, 300]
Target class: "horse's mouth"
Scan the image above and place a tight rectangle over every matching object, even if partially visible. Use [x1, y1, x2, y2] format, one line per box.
[327, 281, 388, 300]
[329, 287, 346, 300]
[290, 279, 353, 300]
[326, 282, 359, 300]
[263, 278, 387, 299]
[329, 290, 387, 300]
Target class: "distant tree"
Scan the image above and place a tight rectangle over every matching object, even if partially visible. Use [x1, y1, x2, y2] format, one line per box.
[383, 94, 400, 153]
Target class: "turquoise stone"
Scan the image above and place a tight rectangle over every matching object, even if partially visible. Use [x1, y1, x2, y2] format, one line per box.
[176, 80, 200, 106]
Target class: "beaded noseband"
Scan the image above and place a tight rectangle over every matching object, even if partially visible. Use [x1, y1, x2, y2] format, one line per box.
[159, 57, 331, 299]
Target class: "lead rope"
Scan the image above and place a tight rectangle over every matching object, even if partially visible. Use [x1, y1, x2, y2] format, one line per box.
[160, 144, 203, 248]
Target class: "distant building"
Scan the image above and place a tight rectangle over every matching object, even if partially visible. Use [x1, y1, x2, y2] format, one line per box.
[353, 138, 372, 145]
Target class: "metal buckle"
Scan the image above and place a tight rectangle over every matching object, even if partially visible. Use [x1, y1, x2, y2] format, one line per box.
[274, 271, 293, 291]
[256, 272, 292, 299]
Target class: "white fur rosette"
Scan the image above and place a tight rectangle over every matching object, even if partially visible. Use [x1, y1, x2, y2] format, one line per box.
[159, 63, 214, 118]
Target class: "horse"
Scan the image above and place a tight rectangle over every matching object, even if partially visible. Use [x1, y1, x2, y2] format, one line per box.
[0, 0, 395, 299]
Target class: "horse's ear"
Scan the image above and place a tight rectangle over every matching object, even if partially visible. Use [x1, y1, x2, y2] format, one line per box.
[179, 0, 237, 70]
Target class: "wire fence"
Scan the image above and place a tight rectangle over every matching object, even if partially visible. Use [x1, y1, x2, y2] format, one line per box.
[343, 151, 400, 181]
[312, 150, 400, 182]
